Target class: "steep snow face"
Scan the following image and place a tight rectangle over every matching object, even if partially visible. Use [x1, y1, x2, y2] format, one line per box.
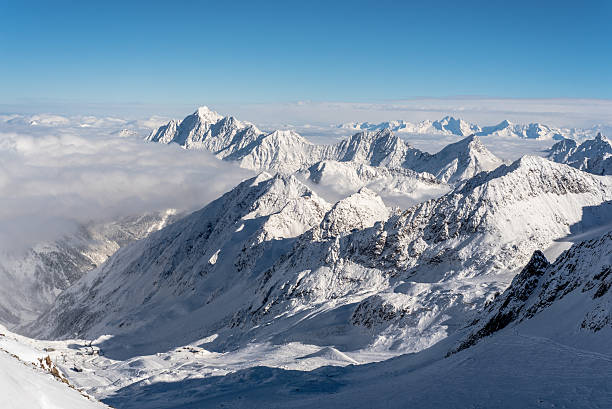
[412, 134, 504, 183]
[332, 129, 416, 168]
[0, 352, 107, 409]
[0, 210, 178, 327]
[319, 188, 389, 238]
[453, 230, 612, 354]
[232, 130, 322, 173]
[547, 133, 612, 175]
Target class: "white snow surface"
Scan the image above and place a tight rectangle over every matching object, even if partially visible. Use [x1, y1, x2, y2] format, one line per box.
[0, 330, 107, 408]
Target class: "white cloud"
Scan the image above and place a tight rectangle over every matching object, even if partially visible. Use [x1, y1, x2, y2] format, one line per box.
[0, 130, 253, 253]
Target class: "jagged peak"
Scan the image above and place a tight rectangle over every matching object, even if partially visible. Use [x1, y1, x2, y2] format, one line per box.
[524, 250, 550, 271]
[438, 133, 488, 155]
[593, 132, 611, 145]
[194, 106, 224, 122]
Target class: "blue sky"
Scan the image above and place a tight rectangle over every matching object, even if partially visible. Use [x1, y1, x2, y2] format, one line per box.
[1, 0, 611, 112]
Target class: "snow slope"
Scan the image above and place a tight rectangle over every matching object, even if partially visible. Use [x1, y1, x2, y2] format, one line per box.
[0, 330, 108, 409]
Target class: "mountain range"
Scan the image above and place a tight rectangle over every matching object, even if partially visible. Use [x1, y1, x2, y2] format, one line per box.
[340, 115, 608, 140]
[147, 107, 505, 183]
[2, 106, 612, 408]
[547, 133, 612, 175]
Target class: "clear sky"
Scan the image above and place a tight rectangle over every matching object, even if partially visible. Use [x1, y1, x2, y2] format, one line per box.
[1, 0, 611, 110]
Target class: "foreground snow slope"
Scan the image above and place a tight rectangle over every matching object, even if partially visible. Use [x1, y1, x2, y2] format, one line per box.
[103, 332, 612, 409]
[453, 230, 612, 353]
[0, 345, 107, 409]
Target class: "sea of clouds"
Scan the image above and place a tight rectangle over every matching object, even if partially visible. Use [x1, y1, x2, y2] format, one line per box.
[0, 123, 253, 253]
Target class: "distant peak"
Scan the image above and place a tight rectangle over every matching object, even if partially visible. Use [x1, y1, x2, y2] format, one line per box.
[194, 106, 223, 122]
[196, 105, 213, 114]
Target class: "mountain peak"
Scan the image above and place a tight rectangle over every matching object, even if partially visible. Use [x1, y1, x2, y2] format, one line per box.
[319, 187, 388, 238]
[195, 106, 224, 123]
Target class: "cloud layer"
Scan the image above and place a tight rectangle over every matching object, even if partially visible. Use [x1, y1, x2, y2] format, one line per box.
[0, 130, 253, 253]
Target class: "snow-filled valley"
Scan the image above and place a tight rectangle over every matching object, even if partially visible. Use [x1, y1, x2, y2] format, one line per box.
[1, 106, 612, 408]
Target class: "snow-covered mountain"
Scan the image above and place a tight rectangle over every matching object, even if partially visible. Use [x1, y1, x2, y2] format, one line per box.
[410, 134, 504, 182]
[24, 175, 334, 348]
[339, 116, 480, 137]
[26, 157, 612, 360]
[547, 133, 612, 175]
[148, 107, 504, 182]
[0, 210, 178, 327]
[146, 106, 264, 156]
[340, 116, 605, 140]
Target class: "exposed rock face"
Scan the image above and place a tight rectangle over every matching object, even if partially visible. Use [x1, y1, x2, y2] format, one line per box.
[452, 231, 612, 354]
